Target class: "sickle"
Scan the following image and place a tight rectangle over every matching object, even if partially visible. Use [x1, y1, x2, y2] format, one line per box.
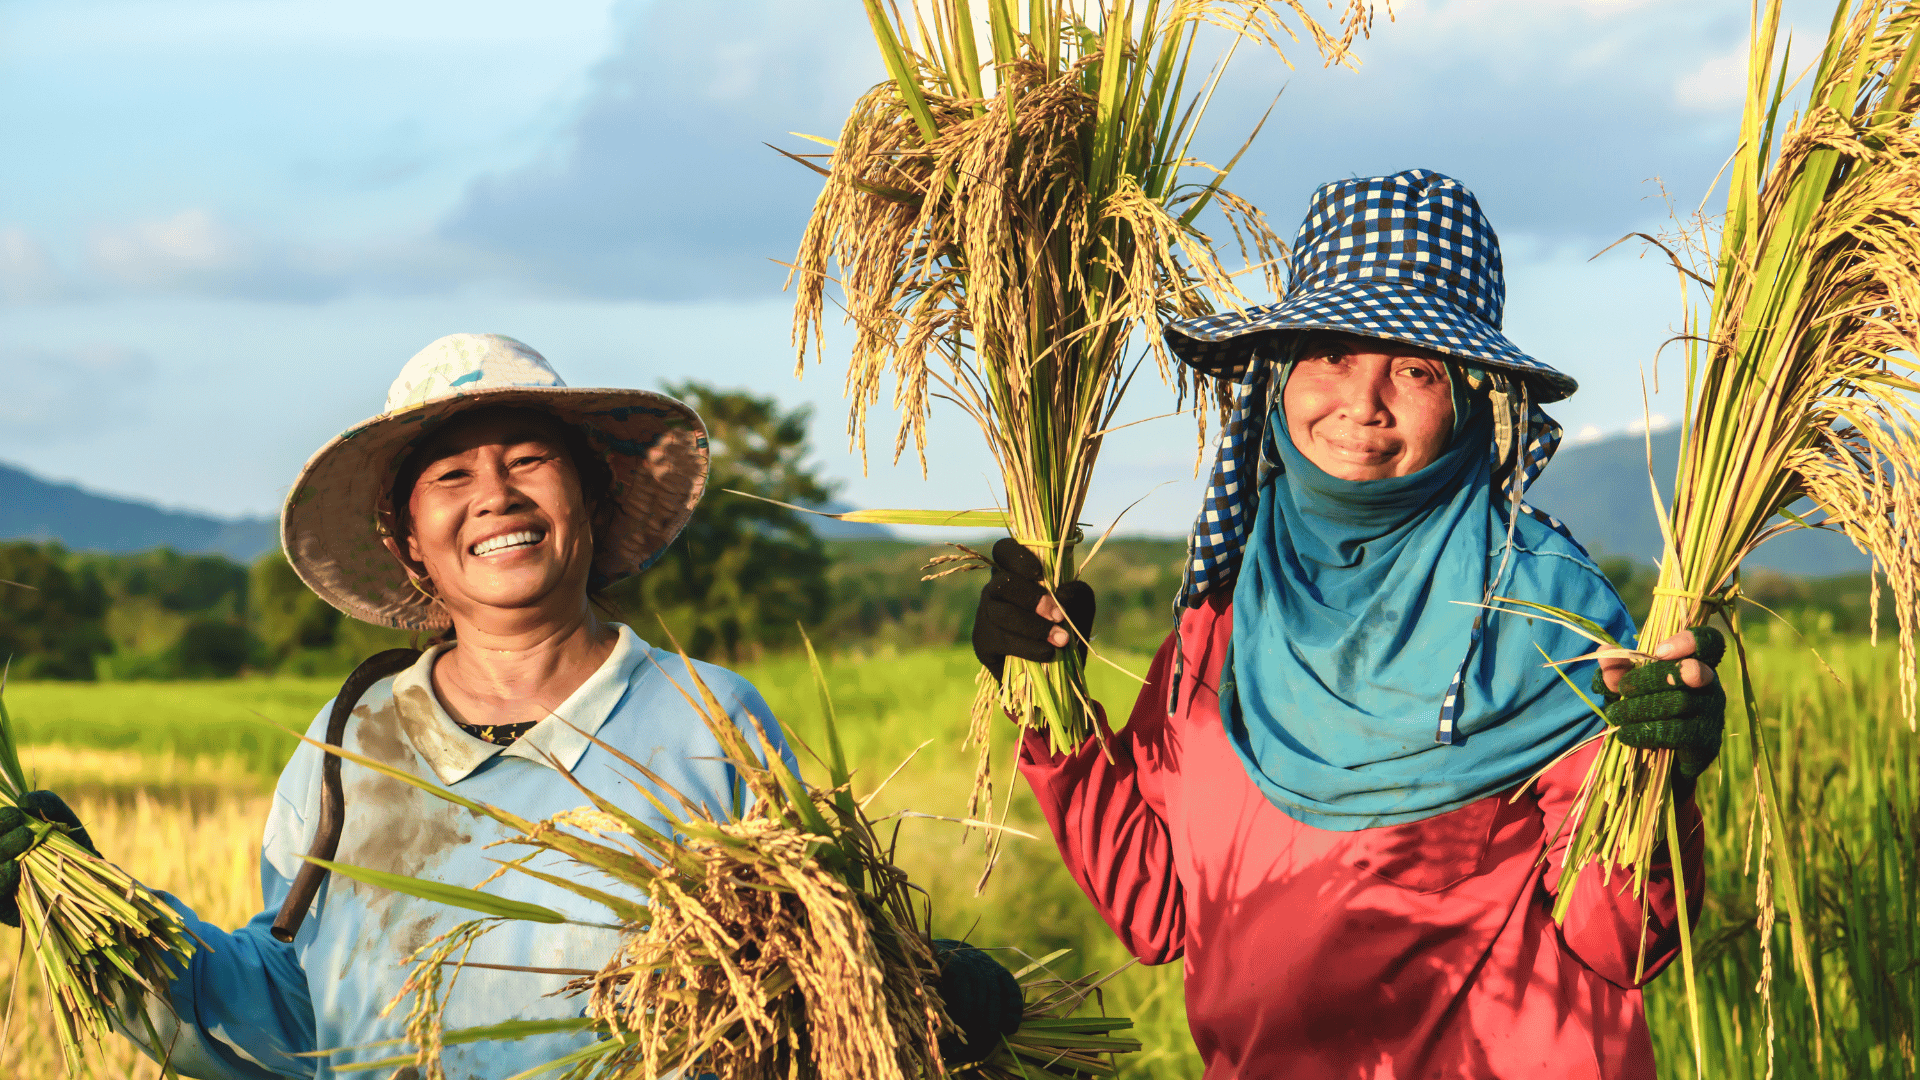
[271, 647, 424, 944]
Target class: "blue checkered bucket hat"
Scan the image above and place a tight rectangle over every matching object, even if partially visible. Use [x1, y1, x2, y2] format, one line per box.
[1165, 169, 1576, 401]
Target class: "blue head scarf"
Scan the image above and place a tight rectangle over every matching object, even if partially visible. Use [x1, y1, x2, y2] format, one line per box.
[1217, 357, 1634, 832]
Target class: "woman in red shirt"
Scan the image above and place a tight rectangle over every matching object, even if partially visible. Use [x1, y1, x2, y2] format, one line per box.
[973, 171, 1724, 1079]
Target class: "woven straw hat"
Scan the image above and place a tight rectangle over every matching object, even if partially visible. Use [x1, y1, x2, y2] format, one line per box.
[282, 333, 708, 631]
[1165, 169, 1578, 402]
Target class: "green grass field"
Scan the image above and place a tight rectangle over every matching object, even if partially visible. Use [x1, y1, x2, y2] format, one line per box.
[4, 634, 1916, 1077]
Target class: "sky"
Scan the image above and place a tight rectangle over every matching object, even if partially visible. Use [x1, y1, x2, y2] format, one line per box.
[0, 0, 1829, 538]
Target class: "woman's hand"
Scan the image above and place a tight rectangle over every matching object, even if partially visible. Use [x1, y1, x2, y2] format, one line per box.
[1593, 626, 1728, 785]
[971, 538, 1096, 680]
[0, 791, 97, 928]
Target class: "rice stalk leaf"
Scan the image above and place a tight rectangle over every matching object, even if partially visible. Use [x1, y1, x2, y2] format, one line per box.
[721, 489, 1009, 529]
[0, 664, 27, 796]
[1454, 597, 1629, 651]
[1664, 795, 1706, 1074]
[322, 1017, 601, 1067]
[489, 860, 647, 925]
[298, 858, 572, 925]
[498, 1036, 623, 1080]
[277, 722, 536, 832]
[863, 0, 939, 142]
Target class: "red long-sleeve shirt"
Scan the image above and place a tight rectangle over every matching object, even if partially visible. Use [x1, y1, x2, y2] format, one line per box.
[1018, 596, 1704, 1079]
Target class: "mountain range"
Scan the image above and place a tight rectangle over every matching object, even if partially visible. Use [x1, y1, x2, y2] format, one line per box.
[0, 461, 891, 562]
[1521, 427, 1868, 576]
[0, 434, 1872, 576]
[0, 463, 280, 562]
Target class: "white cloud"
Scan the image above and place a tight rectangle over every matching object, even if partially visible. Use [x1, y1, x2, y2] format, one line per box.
[0, 228, 69, 304]
[437, 0, 881, 300]
[89, 210, 249, 288]
[1574, 424, 1605, 443]
[77, 209, 433, 302]
[1674, 48, 1747, 111]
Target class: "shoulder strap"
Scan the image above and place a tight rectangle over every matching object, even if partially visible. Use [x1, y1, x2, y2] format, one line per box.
[270, 648, 422, 943]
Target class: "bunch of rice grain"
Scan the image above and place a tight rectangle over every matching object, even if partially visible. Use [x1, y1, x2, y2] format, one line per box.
[1491, 1, 1920, 1070]
[0, 678, 199, 1076]
[788, 0, 1382, 874]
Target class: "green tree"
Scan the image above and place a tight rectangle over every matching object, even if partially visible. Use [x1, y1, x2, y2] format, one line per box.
[0, 542, 111, 679]
[249, 549, 342, 663]
[248, 550, 410, 675]
[608, 382, 833, 661]
[76, 548, 249, 615]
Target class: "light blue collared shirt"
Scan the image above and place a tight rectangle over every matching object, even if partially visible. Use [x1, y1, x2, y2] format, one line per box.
[121, 625, 793, 1079]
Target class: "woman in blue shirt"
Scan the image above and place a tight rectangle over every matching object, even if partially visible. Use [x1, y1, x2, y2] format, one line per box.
[1, 333, 792, 1079]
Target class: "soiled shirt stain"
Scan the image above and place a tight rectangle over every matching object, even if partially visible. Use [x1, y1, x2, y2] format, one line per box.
[335, 691, 474, 898]
[116, 624, 794, 1080]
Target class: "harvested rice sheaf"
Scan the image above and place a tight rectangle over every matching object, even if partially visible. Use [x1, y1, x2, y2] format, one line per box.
[0, 678, 199, 1077]
[1484, 1, 1920, 1072]
[788, 3, 1381, 872]
[309, 634, 1140, 1080]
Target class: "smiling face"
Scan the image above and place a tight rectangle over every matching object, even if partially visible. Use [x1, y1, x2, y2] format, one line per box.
[1282, 333, 1456, 481]
[394, 408, 599, 625]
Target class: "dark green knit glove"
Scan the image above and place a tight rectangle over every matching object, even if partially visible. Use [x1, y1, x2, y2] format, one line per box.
[1591, 626, 1727, 782]
[0, 792, 97, 929]
[932, 939, 1023, 1066]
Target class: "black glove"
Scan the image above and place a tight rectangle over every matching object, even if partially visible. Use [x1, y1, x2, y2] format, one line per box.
[0, 791, 96, 929]
[1592, 626, 1728, 785]
[932, 939, 1023, 1066]
[971, 538, 1095, 681]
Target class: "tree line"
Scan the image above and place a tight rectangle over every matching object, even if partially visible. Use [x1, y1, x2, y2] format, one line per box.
[0, 379, 1881, 680]
[0, 380, 1190, 681]
[0, 534, 1196, 681]
[0, 535, 1882, 683]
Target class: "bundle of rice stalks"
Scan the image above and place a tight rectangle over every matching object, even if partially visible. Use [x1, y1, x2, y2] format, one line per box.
[301, 634, 1141, 1080]
[0, 676, 199, 1075]
[787, 1, 1381, 821]
[1491, 0, 1920, 1068]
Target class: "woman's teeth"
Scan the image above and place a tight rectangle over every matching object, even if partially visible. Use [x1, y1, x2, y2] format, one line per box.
[471, 530, 546, 556]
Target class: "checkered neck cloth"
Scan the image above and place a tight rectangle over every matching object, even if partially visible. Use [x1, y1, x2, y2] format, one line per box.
[1164, 170, 1586, 742]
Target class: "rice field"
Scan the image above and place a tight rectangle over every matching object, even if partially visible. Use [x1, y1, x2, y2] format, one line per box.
[0, 632, 1912, 1077]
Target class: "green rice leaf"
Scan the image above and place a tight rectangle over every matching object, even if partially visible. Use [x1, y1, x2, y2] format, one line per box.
[490, 860, 646, 925]
[322, 1017, 600, 1066]
[801, 629, 859, 828]
[1015, 1016, 1134, 1032]
[720, 489, 1008, 530]
[0, 672, 28, 796]
[862, 0, 939, 143]
[1664, 795, 1707, 1074]
[498, 1036, 623, 1080]
[1458, 596, 1627, 650]
[298, 858, 569, 924]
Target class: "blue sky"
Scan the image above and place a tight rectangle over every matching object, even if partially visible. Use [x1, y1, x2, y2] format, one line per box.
[0, 0, 1824, 537]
